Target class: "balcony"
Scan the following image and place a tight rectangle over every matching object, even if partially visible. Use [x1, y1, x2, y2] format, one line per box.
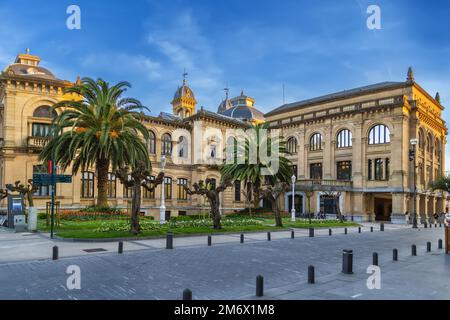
[27, 136, 51, 150]
[296, 179, 353, 191]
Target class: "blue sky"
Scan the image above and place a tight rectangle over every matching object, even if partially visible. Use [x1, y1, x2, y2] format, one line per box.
[1, 0, 450, 168]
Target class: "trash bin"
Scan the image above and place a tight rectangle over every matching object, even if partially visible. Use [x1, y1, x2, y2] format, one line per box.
[14, 214, 26, 233]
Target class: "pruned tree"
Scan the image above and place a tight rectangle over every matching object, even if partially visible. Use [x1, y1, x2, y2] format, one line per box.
[184, 177, 232, 229]
[6, 180, 38, 209]
[259, 182, 289, 227]
[116, 160, 164, 235]
[0, 188, 9, 200]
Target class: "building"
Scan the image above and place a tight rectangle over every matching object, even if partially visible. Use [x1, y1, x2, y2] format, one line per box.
[0, 51, 266, 218]
[266, 68, 448, 223]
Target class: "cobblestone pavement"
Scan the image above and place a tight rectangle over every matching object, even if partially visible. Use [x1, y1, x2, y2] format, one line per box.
[0, 224, 447, 300]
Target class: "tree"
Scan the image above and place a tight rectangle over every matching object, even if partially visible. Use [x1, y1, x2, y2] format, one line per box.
[430, 176, 450, 193]
[40, 78, 149, 207]
[116, 160, 164, 235]
[259, 182, 289, 227]
[6, 180, 38, 209]
[184, 177, 232, 229]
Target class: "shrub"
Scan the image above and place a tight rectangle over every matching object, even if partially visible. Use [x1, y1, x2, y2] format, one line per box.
[82, 206, 123, 214]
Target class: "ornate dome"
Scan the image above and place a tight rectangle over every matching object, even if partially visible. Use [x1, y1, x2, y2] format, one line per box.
[173, 80, 196, 101]
[220, 105, 265, 123]
[217, 98, 233, 113]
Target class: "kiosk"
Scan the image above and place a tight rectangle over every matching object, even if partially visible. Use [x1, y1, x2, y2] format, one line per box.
[7, 194, 26, 232]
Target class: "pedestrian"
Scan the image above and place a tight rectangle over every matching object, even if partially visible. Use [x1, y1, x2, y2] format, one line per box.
[434, 212, 439, 224]
[405, 211, 409, 225]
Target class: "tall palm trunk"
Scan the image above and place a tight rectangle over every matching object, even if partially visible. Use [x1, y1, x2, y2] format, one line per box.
[96, 157, 109, 207]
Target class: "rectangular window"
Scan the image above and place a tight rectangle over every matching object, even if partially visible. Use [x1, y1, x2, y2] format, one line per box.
[374, 158, 384, 180]
[165, 177, 172, 200]
[336, 161, 352, 180]
[234, 180, 241, 202]
[33, 165, 50, 196]
[107, 173, 116, 198]
[178, 211, 187, 216]
[143, 175, 155, 199]
[177, 178, 188, 200]
[310, 163, 322, 180]
[81, 171, 94, 198]
[32, 123, 51, 137]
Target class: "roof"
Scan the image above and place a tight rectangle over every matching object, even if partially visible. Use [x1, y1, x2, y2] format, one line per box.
[188, 108, 250, 127]
[220, 105, 265, 122]
[3, 63, 59, 81]
[265, 81, 406, 117]
[172, 82, 196, 101]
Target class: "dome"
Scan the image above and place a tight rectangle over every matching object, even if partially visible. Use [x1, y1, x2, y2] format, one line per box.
[217, 98, 233, 113]
[173, 82, 195, 101]
[220, 105, 265, 123]
[4, 64, 57, 80]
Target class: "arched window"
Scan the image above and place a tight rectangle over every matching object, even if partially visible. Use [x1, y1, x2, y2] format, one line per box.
[287, 137, 298, 154]
[148, 131, 156, 154]
[33, 105, 57, 119]
[178, 136, 188, 158]
[368, 124, 390, 145]
[426, 134, 433, 153]
[418, 131, 424, 149]
[435, 139, 441, 158]
[161, 133, 172, 156]
[309, 133, 322, 151]
[336, 129, 352, 148]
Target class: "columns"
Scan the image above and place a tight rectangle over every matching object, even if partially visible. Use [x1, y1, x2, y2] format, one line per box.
[322, 126, 332, 179]
[297, 129, 305, 179]
[352, 122, 363, 188]
[391, 193, 407, 224]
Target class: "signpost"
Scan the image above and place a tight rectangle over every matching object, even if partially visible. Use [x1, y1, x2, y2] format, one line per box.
[32, 161, 72, 239]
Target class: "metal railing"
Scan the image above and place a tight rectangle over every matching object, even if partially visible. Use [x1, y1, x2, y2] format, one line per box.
[27, 136, 51, 149]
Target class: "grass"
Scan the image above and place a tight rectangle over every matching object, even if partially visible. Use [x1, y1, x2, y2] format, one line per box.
[37, 216, 359, 239]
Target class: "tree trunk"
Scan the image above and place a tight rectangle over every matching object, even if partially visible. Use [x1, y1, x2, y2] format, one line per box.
[130, 181, 141, 235]
[252, 182, 260, 209]
[271, 198, 283, 227]
[27, 193, 34, 208]
[209, 193, 222, 229]
[96, 157, 109, 207]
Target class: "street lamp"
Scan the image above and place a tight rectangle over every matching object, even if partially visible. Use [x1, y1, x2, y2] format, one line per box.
[291, 174, 296, 222]
[160, 155, 166, 224]
[409, 138, 418, 228]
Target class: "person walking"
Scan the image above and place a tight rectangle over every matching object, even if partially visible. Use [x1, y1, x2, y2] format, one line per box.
[405, 211, 409, 225]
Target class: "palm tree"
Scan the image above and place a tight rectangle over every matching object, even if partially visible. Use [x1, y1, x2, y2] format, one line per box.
[221, 122, 292, 225]
[40, 78, 150, 207]
[430, 176, 450, 193]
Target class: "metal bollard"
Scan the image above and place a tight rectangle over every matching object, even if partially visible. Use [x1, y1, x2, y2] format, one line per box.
[412, 245, 417, 256]
[52, 246, 59, 260]
[424, 222, 428, 229]
[240, 234, 244, 243]
[329, 228, 332, 236]
[267, 232, 271, 241]
[309, 228, 314, 238]
[207, 235, 212, 246]
[344, 228, 347, 235]
[393, 248, 398, 261]
[291, 230, 295, 239]
[166, 232, 173, 249]
[438, 239, 443, 249]
[372, 252, 378, 266]
[427, 242, 431, 252]
[342, 250, 353, 274]
[308, 265, 315, 284]
[380, 223, 384, 231]
[183, 289, 192, 300]
[256, 275, 264, 297]
[118, 242, 123, 254]
[370, 226, 373, 232]
[358, 227, 361, 233]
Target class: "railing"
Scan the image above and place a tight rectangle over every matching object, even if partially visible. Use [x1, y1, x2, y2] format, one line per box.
[27, 136, 51, 149]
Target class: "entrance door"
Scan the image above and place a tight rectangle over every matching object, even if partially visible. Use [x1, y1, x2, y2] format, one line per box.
[288, 195, 303, 216]
[374, 197, 392, 221]
[320, 195, 337, 215]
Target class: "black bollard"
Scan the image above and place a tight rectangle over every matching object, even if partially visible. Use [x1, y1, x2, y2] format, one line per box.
[207, 235, 212, 246]
[344, 228, 347, 235]
[342, 250, 353, 274]
[291, 230, 295, 239]
[308, 265, 315, 284]
[240, 234, 244, 243]
[358, 227, 361, 233]
[309, 228, 314, 238]
[52, 246, 58, 260]
[412, 245, 417, 256]
[372, 252, 378, 266]
[393, 249, 398, 261]
[435, 224, 437, 228]
[267, 232, 271, 241]
[183, 289, 192, 300]
[424, 222, 428, 229]
[166, 232, 173, 249]
[439, 239, 443, 249]
[118, 242, 123, 254]
[380, 223, 384, 231]
[427, 242, 431, 252]
[329, 228, 332, 236]
[370, 226, 373, 232]
[440, 223, 442, 228]
[256, 275, 264, 297]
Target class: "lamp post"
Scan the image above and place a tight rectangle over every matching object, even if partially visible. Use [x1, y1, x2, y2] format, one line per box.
[160, 155, 166, 224]
[291, 174, 296, 222]
[409, 138, 418, 228]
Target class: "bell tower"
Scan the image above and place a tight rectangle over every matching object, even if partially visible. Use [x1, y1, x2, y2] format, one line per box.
[171, 70, 197, 119]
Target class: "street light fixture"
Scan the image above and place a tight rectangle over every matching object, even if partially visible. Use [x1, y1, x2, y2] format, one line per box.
[409, 138, 418, 228]
[291, 174, 296, 222]
[160, 155, 166, 224]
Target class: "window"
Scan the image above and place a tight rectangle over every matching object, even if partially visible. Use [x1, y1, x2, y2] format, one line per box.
[374, 158, 384, 180]
[178, 136, 188, 158]
[164, 177, 172, 200]
[210, 145, 217, 158]
[148, 131, 156, 154]
[426, 135, 432, 153]
[226, 136, 237, 162]
[143, 175, 155, 199]
[385, 158, 390, 180]
[33, 105, 57, 119]
[310, 163, 322, 180]
[177, 178, 188, 200]
[337, 161, 352, 180]
[107, 173, 116, 198]
[32, 123, 51, 137]
[81, 171, 94, 198]
[33, 165, 50, 196]
[436, 140, 441, 158]
[336, 129, 352, 148]
[234, 180, 241, 202]
[368, 124, 390, 145]
[310, 133, 322, 151]
[292, 165, 298, 178]
[161, 133, 172, 156]
[179, 211, 187, 216]
[287, 137, 298, 153]
[123, 183, 132, 198]
[368, 158, 389, 181]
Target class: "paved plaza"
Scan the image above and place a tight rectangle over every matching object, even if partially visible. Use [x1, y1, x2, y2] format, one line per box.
[0, 224, 448, 300]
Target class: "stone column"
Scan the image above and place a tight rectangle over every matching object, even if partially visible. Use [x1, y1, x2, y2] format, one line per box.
[297, 128, 305, 179]
[352, 122, 363, 188]
[352, 192, 366, 222]
[322, 126, 332, 179]
[391, 193, 407, 224]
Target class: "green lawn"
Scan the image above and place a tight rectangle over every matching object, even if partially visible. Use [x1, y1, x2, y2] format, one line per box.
[37, 216, 359, 240]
